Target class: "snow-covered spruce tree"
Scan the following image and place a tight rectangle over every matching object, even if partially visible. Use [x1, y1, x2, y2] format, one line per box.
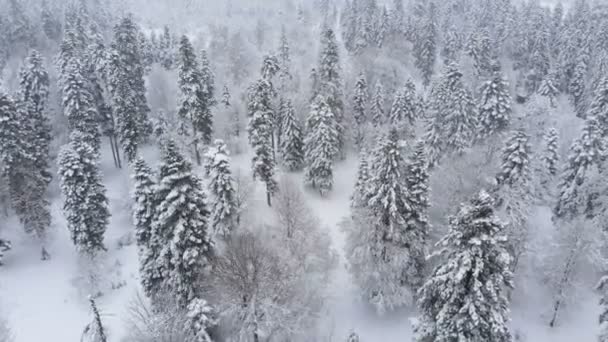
[248, 75, 278, 206]
[58, 132, 109, 255]
[17, 50, 52, 251]
[496, 130, 532, 187]
[315, 28, 345, 158]
[131, 157, 156, 250]
[0, 239, 11, 266]
[152, 140, 213, 307]
[62, 58, 101, 153]
[598, 275, 608, 342]
[108, 15, 151, 162]
[207, 140, 237, 238]
[478, 68, 512, 140]
[412, 190, 513, 342]
[413, 1, 437, 87]
[278, 25, 292, 92]
[351, 149, 371, 208]
[588, 75, 608, 137]
[81, 297, 107, 342]
[405, 140, 430, 239]
[370, 81, 385, 127]
[345, 128, 423, 314]
[158, 25, 175, 70]
[424, 62, 478, 166]
[569, 47, 589, 118]
[465, 27, 493, 77]
[177, 35, 209, 165]
[352, 72, 368, 146]
[539, 71, 560, 107]
[198, 49, 216, 141]
[280, 99, 304, 171]
[495, 130, 532, 271]
[389, 81, 417, 127]
[555, 117, 606, 219]
[304, 96, 339, 196]
[185, 298, 215, 342]
[540, 128, 559, 194]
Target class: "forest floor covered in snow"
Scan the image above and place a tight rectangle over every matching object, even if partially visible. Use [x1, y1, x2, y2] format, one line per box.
[0, 142, 599, 341]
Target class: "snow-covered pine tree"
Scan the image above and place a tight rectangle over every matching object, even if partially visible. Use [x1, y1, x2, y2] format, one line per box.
[588, 75, 608, 137]
[598, 275, 608, 342]
[304, 96, 339, 196]
[41, 0, 61, 42]
[465, 27, 493, 77]
[0, 239, 11, 266]
[370, 81, 385, 127]
[478, 68, 512, 140]
[424, 62, 478, 165]
[131, 157, 156, 250]
[389, 81, 417, 127]
[496, 130, 532, 187]
[413, 190, 513, 342]
[14, 51, 52, 257]
[58, 131, 109, 255]
[177, 35, 207, 165]
[316, 28, 345, 158]
[569, 46, 589, 118]
[108, 15, 151, 162]
[555, 117, 606, 219]
[351, 149, 371, 208]
[278, 25, 292, 92]
[207, 140, 237, 238]
[248, 75, 278, 206]
[404, 140, 430, 241]
[413, 2, 437, 87]
[280, 99, 304, 171]
[153, 140, 213, 306]
[185, 298, 215, 342]
[159, 25, 175, 70]
[62, 58, 101, 153]
[81, 297, 107, 342]
[221, 85, 230, 107]
[352, 72, 368, 127]
[346, 128, 422, 314]
[198, 49, 216, 144]
[542, 128, 560, 180]
[539, 71, 560, 107]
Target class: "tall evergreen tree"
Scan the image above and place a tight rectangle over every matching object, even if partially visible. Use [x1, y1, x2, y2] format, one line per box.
[18, 50, 53, 255]
[413, 2, 437, 87]
[424, 63, 478, 166]
[588, 75, 608, 137]
[152, 140, 213, 306]
[555, 117, 605, 219]
[496, 130, 532, 187]
[389, 81, 417, 126]
[159, 25, 175, 69]
[58, 132, 109, 255]
[404, 140, 430, 242]
[539, 71, 560, 107]
[280, 100, 304, 171]
[207, 140, 237, 238]
[304, 96, 339, 196]
[198, 49, 216, 144]
[370, 82, 385, 127]
[62, 58, 101, 152]
[131, 158, 156, 250]
[413, 191, 513, 342]
[108, 15, 151, 162]
[478, 68, 512, 140]
[177, 36, 209, 165]
[351, 149, 371, 208]
[542, 128, 560, 178]
[315, 28, 345, 157]
[352, 72, 368, 127]
[248, 74, 278, 206]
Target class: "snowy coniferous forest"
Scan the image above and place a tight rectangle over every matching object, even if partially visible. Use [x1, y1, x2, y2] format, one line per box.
[1, 0, 608, 340]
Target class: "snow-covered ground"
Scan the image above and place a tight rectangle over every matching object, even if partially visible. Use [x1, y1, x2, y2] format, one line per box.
[0, 143, 600, 341]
